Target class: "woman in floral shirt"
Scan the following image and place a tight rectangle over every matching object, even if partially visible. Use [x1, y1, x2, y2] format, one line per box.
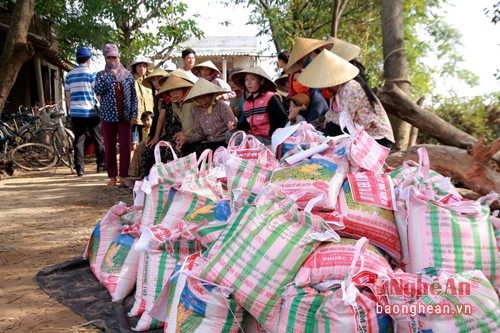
[95, 43, 138, 187]
[298, 49, 394, 148]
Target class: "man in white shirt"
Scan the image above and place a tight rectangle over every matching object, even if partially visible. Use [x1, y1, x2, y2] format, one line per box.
[65, 47, 105, 176]
[181, 48, 198, 82]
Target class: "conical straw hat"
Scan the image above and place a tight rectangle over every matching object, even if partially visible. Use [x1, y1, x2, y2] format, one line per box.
[328, 37, 361, 61]
[231, 66, 276, 92]
[193, 60, 222, 77]
[142, 67, 168, 88]
[274, 74, 289, 92]
[157, 74, 194, 95]
[183, 78, 226, 102]
[168, 68, 196, 84]
[297, 49, 359, 88]
[285, 37, 333, 74]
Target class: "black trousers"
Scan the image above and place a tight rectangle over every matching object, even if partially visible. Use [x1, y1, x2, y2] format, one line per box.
[72, 117, 105, 174]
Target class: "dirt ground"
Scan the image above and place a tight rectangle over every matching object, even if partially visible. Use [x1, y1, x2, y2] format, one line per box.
[0, 157, 133, 332]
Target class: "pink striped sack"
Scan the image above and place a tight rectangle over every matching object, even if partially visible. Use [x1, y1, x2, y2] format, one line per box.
[182, 200, 232, 249]
[336, 178, 401, 261]
[403, 185, 500, 289]
[277, 285, 331, 333]
[140, 141, 199, 227]
[416, 268, 500, 332]
[273, 121, 322, 160]
[100, 221, 142, 301]
[315, 286, 392, 333]
[133, 225, 201, 331]
[338, 110, 389, 173]
[175, 274, 250, 332]
[225, 154, 274, 207]
[226, 131, 269, 162]
[192, 194, 338, 331]
[85, 203, 140, 281]
[294, 237, 392, 288]
[270, 154, 348, 211]
[159, 187, 214, 228]
[490, 214, 500, 251]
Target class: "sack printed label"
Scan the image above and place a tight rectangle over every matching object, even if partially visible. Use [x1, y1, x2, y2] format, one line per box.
[347, 172, 396, 210]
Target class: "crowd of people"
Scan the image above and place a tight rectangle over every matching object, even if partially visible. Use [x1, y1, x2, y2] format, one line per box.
[64, 37, 394, 187]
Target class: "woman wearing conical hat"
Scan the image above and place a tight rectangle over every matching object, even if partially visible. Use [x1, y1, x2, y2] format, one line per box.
[177, 78, 236, 157]
[139, 71, 195, 178]
[298, 49, 394, 148]
[192, 60, 236, 102]
[126, 66, 168, 180]
[229, 66, 288, 145]
[284, 37, 331, 125]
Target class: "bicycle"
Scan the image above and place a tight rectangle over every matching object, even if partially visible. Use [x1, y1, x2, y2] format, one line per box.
[0, 117, 57, 171]
[30, 101, 75, 173]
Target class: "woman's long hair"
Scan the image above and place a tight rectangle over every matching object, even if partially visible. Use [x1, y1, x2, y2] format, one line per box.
[350, 59, 377, 108]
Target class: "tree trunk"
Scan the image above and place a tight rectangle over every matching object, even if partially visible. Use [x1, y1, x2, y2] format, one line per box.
[0, 0, 36, 118]
[331, 0, 349, 37]
[380, 0, 412, 151]
[375, 85, 500, 166]
[386, 139, 500, 196]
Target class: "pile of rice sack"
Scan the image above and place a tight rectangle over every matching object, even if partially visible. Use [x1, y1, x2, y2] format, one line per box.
[84, 122, 500, 332]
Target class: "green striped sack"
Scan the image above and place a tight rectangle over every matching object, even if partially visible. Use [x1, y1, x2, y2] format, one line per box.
[85, 202, 134, 280]
[405, 187, 499, 290]
[315, 287, 393, 333]
[134, 231, 200, 331]
[193, 195, 338, 331]
[278, 285, 331, 333]
[417, 268, 500, 332]
[225, 154, 274, 207]
[99, 220, 142, 301]
[175, 276, 250, 333]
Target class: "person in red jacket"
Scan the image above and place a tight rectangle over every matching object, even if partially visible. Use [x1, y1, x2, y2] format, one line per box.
[228, 66, 288, 145]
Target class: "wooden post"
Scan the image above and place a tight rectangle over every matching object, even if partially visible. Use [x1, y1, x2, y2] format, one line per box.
[34, 55, 45, 106]
[222, 56, 227, 82]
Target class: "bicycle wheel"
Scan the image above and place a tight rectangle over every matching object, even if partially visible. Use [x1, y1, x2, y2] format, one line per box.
[52, 129, 75, 173]
[10, 143, 57, 171]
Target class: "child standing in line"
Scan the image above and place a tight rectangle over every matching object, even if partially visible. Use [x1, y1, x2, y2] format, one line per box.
[140, 111, 153, 143]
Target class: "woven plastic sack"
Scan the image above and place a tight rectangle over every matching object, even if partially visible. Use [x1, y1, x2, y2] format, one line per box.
[83, 202, 142, 280]
[273, 121, 322, 160]
[140, 141, 199, 227]
[277, 285, 330, 333]
[159, 187, 214, 228]
[416, 268, 500, 332]
[404, 186, 500, 290]
[315, 286, 392, 333]
[132, 226, 201, 331]
[182, 200, 232, 249]
[294, 237, 392, 288]
[270, 154, 347, 211]
[492, 214, 500, 251]
[336, 179, 401, 261]
[225, 154, 274, 207]
[175, 275, 250, 332]
[100, 221, 142, 301]
[338, 109, 390, 173]
[226, 130, 269, 161]
[193, 194, 339, 331]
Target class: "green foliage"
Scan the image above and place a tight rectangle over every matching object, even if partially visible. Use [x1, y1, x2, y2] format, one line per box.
[419, 92, 500, 144]
[33, 0, 204, 64]
[220, 0, 479, 100]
